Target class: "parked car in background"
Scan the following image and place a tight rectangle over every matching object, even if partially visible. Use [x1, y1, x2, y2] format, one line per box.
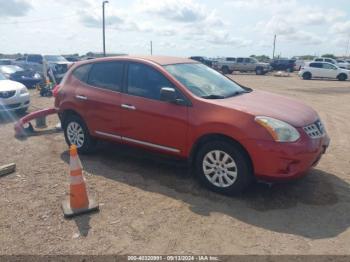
[299, 62, 349, 81]
[212, 57, 236, 73]
[0, 65, 24, 79]
[0, 65, 42, 88]
[14, 54, 72, 83]
[336, 59, 350, 70]
[233, 57, 271, 75]
[65, 56, 81, 62]
[294, 59, 305, 71]
[270, 59, 296, 72]
[313, 57, 337, 65]
[189, 56, 213, 67]
[55, 56, 329, 195]
[0, 59, 13, 65]
[0, 72, 30, 113]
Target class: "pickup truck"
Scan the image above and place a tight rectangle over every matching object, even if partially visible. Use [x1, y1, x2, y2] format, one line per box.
[14, 54, 72, 83]
[213, 57, 271, 75]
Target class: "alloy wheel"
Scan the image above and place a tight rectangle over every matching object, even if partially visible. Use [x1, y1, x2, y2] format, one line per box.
[67, 122, 85, 148]
[202, 150, 238, 188]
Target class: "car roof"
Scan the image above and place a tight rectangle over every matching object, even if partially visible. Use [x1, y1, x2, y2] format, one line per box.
[76, 55, 197, 66]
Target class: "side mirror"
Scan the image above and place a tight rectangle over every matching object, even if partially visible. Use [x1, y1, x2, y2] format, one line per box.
[160, 87, 176, 103]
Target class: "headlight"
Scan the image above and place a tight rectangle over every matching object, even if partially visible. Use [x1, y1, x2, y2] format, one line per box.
[19, 86, 28, 95]
[255, 116, 300, 142]
[33, 73, 41, 79]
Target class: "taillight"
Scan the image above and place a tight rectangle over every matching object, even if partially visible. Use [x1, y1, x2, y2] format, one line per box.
[53, 84, 61, 97]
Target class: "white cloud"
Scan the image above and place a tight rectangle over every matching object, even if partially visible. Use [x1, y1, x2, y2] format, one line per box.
[332, 21, 350, 35]
[136, 0, 207, 23]
[0, 0, 32, 17]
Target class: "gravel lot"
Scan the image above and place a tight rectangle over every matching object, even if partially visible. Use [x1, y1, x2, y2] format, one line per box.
[0, 73, 349, 255]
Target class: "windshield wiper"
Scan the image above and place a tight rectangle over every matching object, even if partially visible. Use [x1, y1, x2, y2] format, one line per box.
[201, 94, 226, 99]
[226, 91, 249, 98]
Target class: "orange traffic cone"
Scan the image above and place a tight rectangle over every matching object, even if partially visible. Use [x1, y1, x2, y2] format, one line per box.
[62, 145, 99, 218]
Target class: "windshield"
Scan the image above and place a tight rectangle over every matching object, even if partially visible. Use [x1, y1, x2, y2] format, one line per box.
[44, 55, 68, 62]
[164, 63, 246, 99]
[0, 73, 6, 80]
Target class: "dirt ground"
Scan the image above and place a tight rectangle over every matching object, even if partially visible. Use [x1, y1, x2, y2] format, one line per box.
[0, 73, 349, 255]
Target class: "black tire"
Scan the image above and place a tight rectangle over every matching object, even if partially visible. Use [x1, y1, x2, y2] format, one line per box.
[15, 107, 28, 115]
[255, 67, 263, 75]
[222, 66, 229, 75]
[63, 114, 96, 154]
[302, 72, 312, 80]
[194, 140, 253, 195]
[337, 73, 347, 81]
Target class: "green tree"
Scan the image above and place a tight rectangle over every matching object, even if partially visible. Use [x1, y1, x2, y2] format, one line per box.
[250, 54, 271, 62]
[321, 54, 336, 59]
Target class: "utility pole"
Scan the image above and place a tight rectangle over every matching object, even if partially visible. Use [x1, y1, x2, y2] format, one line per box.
[345, 34, 350, 57]
[102, 1, 109, 57]
[150, 41, 153, 55]
[272, 34, 276, 59]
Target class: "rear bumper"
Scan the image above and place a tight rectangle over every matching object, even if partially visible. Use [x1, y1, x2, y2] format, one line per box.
[0, 92, 30, 111]
[242, 131, 330, 181]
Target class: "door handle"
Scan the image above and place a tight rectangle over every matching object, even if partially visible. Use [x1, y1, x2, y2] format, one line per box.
[121, 104, 136, 110]
[76, 95, 87, 100]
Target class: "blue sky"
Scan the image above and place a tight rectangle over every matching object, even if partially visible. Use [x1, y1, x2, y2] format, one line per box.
[0, 0, 350, 58]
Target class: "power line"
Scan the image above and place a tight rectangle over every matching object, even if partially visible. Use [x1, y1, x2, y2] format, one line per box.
[0, 14, 77, 25]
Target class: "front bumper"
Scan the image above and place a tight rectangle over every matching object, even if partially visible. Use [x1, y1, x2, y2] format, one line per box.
[0, 91, 30, 111]
[242, 130, 330, 181]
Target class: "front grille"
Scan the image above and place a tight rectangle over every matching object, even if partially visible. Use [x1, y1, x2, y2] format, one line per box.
[0, 103, 21, 109]
[0, 90, 16, 99]
[303, 120, 325, 139]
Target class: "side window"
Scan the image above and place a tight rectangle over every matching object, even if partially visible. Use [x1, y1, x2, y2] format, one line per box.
[243, 58, 251, 63]
[315, 58, 322, 62]
[325, 59, 334, 64]
[237, 58, 244, 63]
[87, 62, 124, 92]
[322, 63, 336, 70]
[310, 63, 322, 68]
[227, 57, 235, 62]
[127, 63, 175, 100]
[72, 64, 92, 83]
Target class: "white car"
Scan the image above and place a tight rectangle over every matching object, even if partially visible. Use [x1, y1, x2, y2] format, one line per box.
[313, 57, 338, 65]
[336, 59, 350, 70]
[299, 62, 349, 81]
[0, 72, 30, 113]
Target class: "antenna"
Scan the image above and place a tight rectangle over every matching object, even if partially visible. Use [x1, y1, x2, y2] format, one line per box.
[272, 34, 276, 59]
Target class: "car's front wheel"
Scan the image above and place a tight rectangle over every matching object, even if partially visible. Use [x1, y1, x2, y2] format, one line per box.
[337, 73, 347, 81]
[63, 114, 96, 154]
[195, 140, 253, 195]
[302, 72, 312, 80]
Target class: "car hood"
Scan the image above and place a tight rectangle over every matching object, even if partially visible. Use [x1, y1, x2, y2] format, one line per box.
[0, 80, 25, 91]
[216, 90, 318, 127]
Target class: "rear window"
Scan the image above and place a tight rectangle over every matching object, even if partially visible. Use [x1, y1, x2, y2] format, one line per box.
[87, 62, 124, 92]
[72, 64, 92, 83]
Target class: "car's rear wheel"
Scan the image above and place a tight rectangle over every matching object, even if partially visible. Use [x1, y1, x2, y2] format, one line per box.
[63, 114, 96, 154]
[195, 140, 253, 195]
[337, 73, 347, 81]
[302, 72, 312, 80]
[15, 107, 28, 115]
[255, 67, 263, 75]
[222, 66, 229, 74]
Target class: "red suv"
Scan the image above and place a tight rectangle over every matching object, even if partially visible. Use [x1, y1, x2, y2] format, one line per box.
[55, 56, 330, 195]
